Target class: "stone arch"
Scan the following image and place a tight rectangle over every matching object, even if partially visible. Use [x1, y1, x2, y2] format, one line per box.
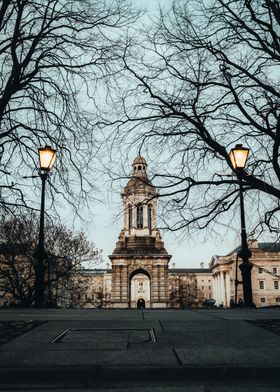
[137, 298, 145, 308]
[130, 268, 151, 280]
[130, 268, 151, 308]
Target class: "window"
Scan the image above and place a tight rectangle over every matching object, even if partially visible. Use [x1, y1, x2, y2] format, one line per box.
[128, 205, 132, 229]
[261, 298, 265, 303]
[273, 267, 278, 274]
[259, 281, 264, 290]
[202, 286, 205, 291]
[274, 281, 279, 290]
[137, 205, 143, 228]
[148, 205, 152, 230]
[201, 280, 204, 282]
[209, 286, 211, 291]
[276, 298, 280, 303]
[258, 268, 263, 274]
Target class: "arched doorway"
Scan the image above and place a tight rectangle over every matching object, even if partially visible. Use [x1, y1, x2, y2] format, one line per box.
[137, 299, 145, 308]
[130, 269, 151, 308]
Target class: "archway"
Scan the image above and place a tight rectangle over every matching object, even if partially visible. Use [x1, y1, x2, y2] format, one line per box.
[137, 298, 145, 308]
[130, 269, 151, 308]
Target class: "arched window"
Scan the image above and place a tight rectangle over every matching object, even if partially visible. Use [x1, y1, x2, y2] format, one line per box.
[138, 165, 142, 171]
[148, 205, 152, 231]
[137, 204, 143, 229]
[128, 205, 132, 229]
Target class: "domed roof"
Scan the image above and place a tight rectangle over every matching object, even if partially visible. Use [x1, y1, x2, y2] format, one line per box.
[122, 155, 156, 196]
[123, 176, 156, 196]
[132, 156, 147, 166]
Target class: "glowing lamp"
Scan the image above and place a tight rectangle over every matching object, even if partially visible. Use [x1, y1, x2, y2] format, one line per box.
[38, 146, 56, 171]
[229, 144, 249, 170]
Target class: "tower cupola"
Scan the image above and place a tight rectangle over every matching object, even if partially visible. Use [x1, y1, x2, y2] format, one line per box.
[132, 156, 147, 177]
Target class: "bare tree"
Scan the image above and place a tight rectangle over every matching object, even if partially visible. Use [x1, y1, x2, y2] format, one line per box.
[104, 0, 280, 240]
[0, 214, 102, 307]
[0, 0, 137, 214]
[69, 272, 110, 309]
[169, 274, 203, 308]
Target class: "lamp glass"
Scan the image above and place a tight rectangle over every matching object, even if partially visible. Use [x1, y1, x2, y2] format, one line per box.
[229, 144, 249, 169]
[38, 146, 56, 171]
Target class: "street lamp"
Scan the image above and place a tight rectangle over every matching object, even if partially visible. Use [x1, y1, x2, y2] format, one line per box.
[34, 146, 56, 307]
[229, 144, 254, 307]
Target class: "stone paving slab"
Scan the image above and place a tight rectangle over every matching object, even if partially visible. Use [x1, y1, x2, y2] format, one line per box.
[1, 308, 280, 322]
[1, 309, 280, 391]
[0, 309, 144, 321]
[158, 320, 280, 349]
[5, 389, 280, 392]
[1, 365, 280, 391]
[1, 318, 280, 365]
[176, 346, 280, 367]
[0, 349, 177, 367]
[0, 319, 159, 350]
[191, 308, 280, 320]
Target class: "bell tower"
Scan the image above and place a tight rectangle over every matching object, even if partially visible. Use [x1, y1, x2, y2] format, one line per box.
[123, 156, 157, 238]
[109, 156, 172, 308]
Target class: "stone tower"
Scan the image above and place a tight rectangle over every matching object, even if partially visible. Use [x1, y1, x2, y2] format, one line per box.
[109, 156, 171, 308]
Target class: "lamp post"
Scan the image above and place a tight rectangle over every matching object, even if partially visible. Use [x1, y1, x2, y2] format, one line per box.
[34, 146, 56, 308]
[229, 144, 254, 307]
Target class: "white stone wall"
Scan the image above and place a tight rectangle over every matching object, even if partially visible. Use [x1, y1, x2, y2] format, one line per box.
[210, 244, 280, 308]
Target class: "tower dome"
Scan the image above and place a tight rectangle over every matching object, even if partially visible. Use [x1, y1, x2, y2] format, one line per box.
[123, 156, 156, 196]
[132, 156, 147, 177]
[132, 156, 147, 166]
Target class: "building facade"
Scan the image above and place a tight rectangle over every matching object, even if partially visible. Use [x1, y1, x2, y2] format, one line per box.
[67, 156, 213, 309]
[109, 156, 172, 308]
[1, 156, 280, 309]
[67, 158, 280, 310]
[210, 240, 280, 308]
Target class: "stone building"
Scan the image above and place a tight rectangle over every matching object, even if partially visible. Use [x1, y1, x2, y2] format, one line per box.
[67, 158, 280, 310]
[67, 156, 212, 309]
[109, 156, 172, 308]
[210, 240, 280, 307]
[1, 156, 280, 309]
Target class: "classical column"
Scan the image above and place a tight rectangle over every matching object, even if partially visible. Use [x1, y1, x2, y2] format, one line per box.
[216, 274, 220, 305]
[213, 275, 218, 304]
[221, 271, 226, 306]
[225, 272, 231, 307]
[143, 205, 148, 228]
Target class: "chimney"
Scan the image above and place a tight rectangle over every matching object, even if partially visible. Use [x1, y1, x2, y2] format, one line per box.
[172, 263, 176, 269]
[200, 262, 204, 269]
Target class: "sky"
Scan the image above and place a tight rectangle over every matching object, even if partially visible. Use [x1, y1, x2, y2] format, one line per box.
[60, 0, 243, 269]
[70, 161, 241, 270]
[0, 0, 277, 273]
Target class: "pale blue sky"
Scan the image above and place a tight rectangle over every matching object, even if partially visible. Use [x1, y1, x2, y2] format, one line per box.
[59, 0, 246, 268]
[64, 154, 241, 269]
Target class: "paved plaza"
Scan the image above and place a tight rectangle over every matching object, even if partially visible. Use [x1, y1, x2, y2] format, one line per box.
[0, 307, 280, 391]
